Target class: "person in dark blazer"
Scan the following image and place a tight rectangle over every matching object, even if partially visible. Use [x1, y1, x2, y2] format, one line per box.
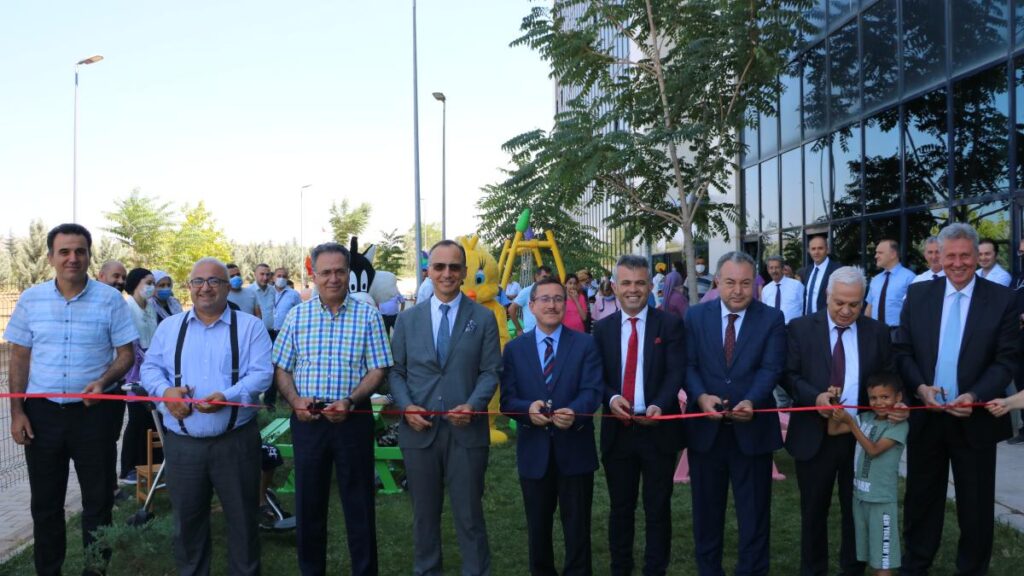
[785, 265, 897, 576]
[389, 240, 502, 576]
[684, 251, 786, 576]
[501, 276, 603, 576]
[895, 223, 1018, 576]
[796, 234, 841, 316]
[593, 255, 685, 576]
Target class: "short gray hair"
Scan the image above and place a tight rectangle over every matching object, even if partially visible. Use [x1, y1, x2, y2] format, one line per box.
[937, 223, 979, 252]
[191, 257, 229, 278]
[826, 265, 867, 295]
[612, 254, 650, 282]
[765, 255, 784, 267]
[923, 235, 939, 247]
[715, 251, 756, 277]
[310, 242, 351, 272]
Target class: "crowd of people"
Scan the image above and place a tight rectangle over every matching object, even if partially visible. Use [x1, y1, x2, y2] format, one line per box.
[5, 221, 1024, 576]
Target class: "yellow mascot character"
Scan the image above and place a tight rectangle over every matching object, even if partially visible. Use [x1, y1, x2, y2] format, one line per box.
[458, 235, 510, 444]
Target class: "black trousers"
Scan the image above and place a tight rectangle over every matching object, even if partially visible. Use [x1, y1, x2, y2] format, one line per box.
[603, 427, 676, 576]
[263, 330, 280, 407]
[520, 449, 594, 576]
[794, 432, 864, 576]
[292, 411, 378, 576]
[102, 386, 126, 490]
[382, 314, 397, 337]
[24, 398, 114, 576]
[901, 415, 997, 576]
[119, 399, 158, 477]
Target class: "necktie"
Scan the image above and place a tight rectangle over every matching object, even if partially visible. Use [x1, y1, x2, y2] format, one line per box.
[774, 282, 782, 309]
[436, 303, 451, 364]
[806, 266, 820, 314]
[829, 326, 848, 392]
[935, 292, 963, 399]
[622, 318, 639, 404]
[932, 274, 939, 281]
[542, 336, 555, 392]
[724, 313, 738, 366]
[877, 271, 891, 325]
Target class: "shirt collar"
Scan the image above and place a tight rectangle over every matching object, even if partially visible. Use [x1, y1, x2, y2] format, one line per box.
[944, 275, 976, 299]
[720, 300, 747, 321]
[882, 262, 904, 274]
[186, 305, 233, 327]
[826, 313, 857, 335]
[431, 292, 463, 314]
[815, 257, 830, 271]
[317, 295, 349, 316]
[52, 278, 92, 302]
[535, 323, 563, 345]
[621, 305, 649, 326]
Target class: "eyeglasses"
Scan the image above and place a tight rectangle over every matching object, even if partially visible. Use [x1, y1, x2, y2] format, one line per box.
[430, 263, 465, 272]
[533, 296, 566, 305]
[189, 277, 228, 288]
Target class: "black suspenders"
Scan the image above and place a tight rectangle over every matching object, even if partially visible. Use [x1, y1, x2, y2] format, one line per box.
[173, 309, 240, 435]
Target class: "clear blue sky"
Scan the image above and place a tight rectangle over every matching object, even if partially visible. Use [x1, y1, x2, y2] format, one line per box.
[0, 0, 553, 246]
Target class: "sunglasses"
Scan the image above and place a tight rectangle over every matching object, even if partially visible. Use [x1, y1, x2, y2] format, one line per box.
[430, 263, 465, 272]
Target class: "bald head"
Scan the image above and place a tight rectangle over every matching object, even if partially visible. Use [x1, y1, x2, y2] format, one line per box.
[97, 260, 127, 292]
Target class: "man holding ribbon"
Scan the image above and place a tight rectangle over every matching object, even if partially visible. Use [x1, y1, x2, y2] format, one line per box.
[272, 242, 392, 576]
[141, 257, 272, 576]
[389, 239, 502, 576]
[895, 223, 1017, 576]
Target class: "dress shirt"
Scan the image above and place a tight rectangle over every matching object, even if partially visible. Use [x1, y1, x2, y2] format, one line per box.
[273, 287, 303, 331]
[430, 293, 463, 349]
[141, 307, 273, 437]
[249, 284, 276, 331]
[865, 263, 916, 326]
[806, 257, 830, 314]
[933, 277, 975, 388]
[4, 280, 138, 404]
[977, 263, 1012, 287]
[911, 268, 945, 284]
[272, 296, 393, 401]
[762, 276, 805, 324]
[827, 316, 860, 415]
[514, 284, 539, 332]
[720, 301, 747, 343]
[379, 294, 404, 316]
[534, 324, 564, 365]
[610, 307, 649, 413]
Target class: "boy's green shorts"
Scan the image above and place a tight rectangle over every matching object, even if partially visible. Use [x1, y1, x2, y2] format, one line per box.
[854, 498, 901, 570]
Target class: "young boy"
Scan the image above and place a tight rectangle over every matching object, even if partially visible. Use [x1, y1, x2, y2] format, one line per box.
[828, 373, 908, 576]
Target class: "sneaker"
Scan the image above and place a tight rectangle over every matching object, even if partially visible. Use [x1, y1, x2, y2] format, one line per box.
[259, 504, 278, 530]
[119, 470, 138, 485]
[1008, 433, 1024, 445]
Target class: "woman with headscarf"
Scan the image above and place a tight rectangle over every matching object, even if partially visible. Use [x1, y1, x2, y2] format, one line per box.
[150, 270, 183, 324]
[120, 268, 160, 484]
[659, 270, 689, 321]
[591, 279, 620, 322]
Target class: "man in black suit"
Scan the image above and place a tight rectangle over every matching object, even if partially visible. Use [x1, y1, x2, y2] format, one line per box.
[593, 255, 685, 576]
[896, 223, 1018, 576]
[797, 234, 841, 316]
[785, 265, 898, 576]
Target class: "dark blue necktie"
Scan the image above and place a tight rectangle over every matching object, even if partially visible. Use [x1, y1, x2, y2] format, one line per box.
[806, 267, 820, 314]
[543, 336, 555, 392]
[436, 303, 451, 364]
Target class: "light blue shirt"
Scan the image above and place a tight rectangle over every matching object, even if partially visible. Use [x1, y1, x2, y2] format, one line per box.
[249, 284, 275, 331]
[934, 277, 975, 391]
[431, 293, 463, 348]
[141, 307, 273, 437]
[977, 263, 1012, 287]
[720, 301, 747, 343]
[514, 284, 538, 332]
[273, 287, 303, 331]
[4, 279, 138, 404]
[534, 323, 563, 365]
[865, 263, 915, 326]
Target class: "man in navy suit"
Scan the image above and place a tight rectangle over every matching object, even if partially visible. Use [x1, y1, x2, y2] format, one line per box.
[501, 276, 603, 576]
[684, 251, 786, 576]
[593, 255, 685, 576]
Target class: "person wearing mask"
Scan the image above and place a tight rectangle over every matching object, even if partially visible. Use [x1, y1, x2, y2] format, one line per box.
[695, 257, 714, 299]
[592, 279, 621, 322]
[266, 267, 302, 409]
[119, 268, 160, 485]
[226, 263, 258, 316]
[564, 274, 590, 332]
[249, 263, 274, 332]
[150, 270, 184, 324]
[659, 270, 689, 321]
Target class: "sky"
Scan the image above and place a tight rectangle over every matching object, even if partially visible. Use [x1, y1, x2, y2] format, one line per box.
[0, 0, 554, 247]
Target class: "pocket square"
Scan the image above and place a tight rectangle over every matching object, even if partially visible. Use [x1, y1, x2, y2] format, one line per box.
[654, 337, 663, 345]
[464, 319, 477, 333]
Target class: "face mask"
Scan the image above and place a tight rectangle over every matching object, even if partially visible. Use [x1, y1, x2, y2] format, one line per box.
[695, 265, 707, 274]
[274, 277, 288, 289]
[229, 276, 243, 290]
[141, 285, 155, 299]
[113, 282, 126, 293]
[156, 288, 173, 301]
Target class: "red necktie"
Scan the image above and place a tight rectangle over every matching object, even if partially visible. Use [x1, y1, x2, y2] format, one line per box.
[622, 318, 639, 404]
[724, 313, 738, 366]
[829, 326, 848, 391]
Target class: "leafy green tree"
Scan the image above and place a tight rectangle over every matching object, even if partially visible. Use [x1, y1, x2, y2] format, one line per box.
[165, 202, 232, 290]
[510, 0, 810, 300]
[102, 188, 175, 266]
[374, 229, 406, 275]
[88, 236, 133, 278]
[403, 222, 442, 278]
[328, 199, 372, 246]
[12, 220, 51, 286]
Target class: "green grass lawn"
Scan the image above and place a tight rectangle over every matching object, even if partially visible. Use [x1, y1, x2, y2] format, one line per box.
[3, 415, 1024, 575]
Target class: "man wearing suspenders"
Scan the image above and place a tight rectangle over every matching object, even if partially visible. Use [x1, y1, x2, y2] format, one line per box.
[141, 258, 273, 576]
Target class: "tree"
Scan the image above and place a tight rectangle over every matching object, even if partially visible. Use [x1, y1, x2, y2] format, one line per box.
[403, 222, 442, 278]
[12, 220, 51, 286]
[374, 229, 406, 275]
[165, 202, 232, 290]
[102, 188, 175, 266]
[328, 199, 372, 246]
[510, 0, 810, 300]
[88, 236, 133, 278]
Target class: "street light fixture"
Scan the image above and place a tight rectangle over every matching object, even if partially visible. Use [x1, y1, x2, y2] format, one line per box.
[432, 92, 447, 239]
[299, 184, 312, 287]
[73, 55, 104, 223]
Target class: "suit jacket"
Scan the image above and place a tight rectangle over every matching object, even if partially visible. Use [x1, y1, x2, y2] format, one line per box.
[895, 276, 1017, 446]
[684, 299, 786, 455]
[797, 259, 841, 314]
[500, 327, 603, 479]
[389, 298, 502, 449]
[783, 310, 893, 461]
[593, 306, 686, 457]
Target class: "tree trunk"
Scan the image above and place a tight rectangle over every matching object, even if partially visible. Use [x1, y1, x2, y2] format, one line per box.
[682, 225, 700, 304]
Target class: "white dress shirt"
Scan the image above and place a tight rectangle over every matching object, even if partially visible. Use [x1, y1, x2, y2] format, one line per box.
[720, 301, 747, 343]
[430, 293, 462, 348]
[762, 276, 805, 324]
[934, 277, 975, 384]
[977, 263, 1012, 286]
[827, 315, 860, 415]
[610, 307, 649, 413]
[806, 257, 830, 314]
[911, 268, 945, 284]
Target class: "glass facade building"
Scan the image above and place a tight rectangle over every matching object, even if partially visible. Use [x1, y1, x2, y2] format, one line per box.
[743, 0, 1023, 277]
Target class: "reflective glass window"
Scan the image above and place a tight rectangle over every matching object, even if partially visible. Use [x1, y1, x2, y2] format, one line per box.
[952, 1, 1009, 75]
[761, 157, 780, 231]
[781, 229, 805, 271]
[831, 125, 863, 220]
[953, 64, 1009, 199]
[865, 217, 901, 275]
[862, 0, 899, 111]
[906, 208, 949, 272]
[903, 0, 947, 95]
[781, 148, 804, 228]
[805, 138, 831, 224]
[1015, 57, 1024, 188]
[831, 220, 863, 267]
[1017, 0, 1024, 46]
[742, 108, 759, 166]
[761, 108, 779, 158]
[863, 107, 901, 213]
[830, 19, 860, 125]
[803, 0, 828, 46]
[780, 61, 802, 148]
[744, 165, 760, 234]
[904, 88, 949, 206]
[761, 231, 781, 266]
[955, 200, 1012, 269]
[804, 41, 828, 138]
[829, 0, 859, 26]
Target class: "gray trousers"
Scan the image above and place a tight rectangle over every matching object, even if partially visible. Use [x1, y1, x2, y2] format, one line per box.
[402, 423, 491, 576]
[163, 419, 261, 576]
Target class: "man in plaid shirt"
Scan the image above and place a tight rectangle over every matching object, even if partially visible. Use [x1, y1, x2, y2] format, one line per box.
[272, 241, 393, 576]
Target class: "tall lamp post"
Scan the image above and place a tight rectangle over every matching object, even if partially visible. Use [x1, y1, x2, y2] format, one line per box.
[299, 184, 312, 287]
[73, 55, 104, 223]
[412, 0, 424, 290]
[432, 92, 447, 239]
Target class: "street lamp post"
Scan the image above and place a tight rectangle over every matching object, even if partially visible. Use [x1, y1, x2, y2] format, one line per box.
[432, 92, 446, 239]
[73, 55, 104, 223]
[299, 184, 312, 287]
[412, 0, 424, 291]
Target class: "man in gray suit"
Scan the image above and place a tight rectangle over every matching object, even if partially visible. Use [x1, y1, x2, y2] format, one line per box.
[390, 239, 503, 576]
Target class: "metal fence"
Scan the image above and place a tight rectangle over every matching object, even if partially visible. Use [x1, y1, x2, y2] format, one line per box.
[0, 284, 29, 491]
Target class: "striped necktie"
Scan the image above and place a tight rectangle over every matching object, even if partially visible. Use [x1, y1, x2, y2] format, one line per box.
[543, 336, 555, 392]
